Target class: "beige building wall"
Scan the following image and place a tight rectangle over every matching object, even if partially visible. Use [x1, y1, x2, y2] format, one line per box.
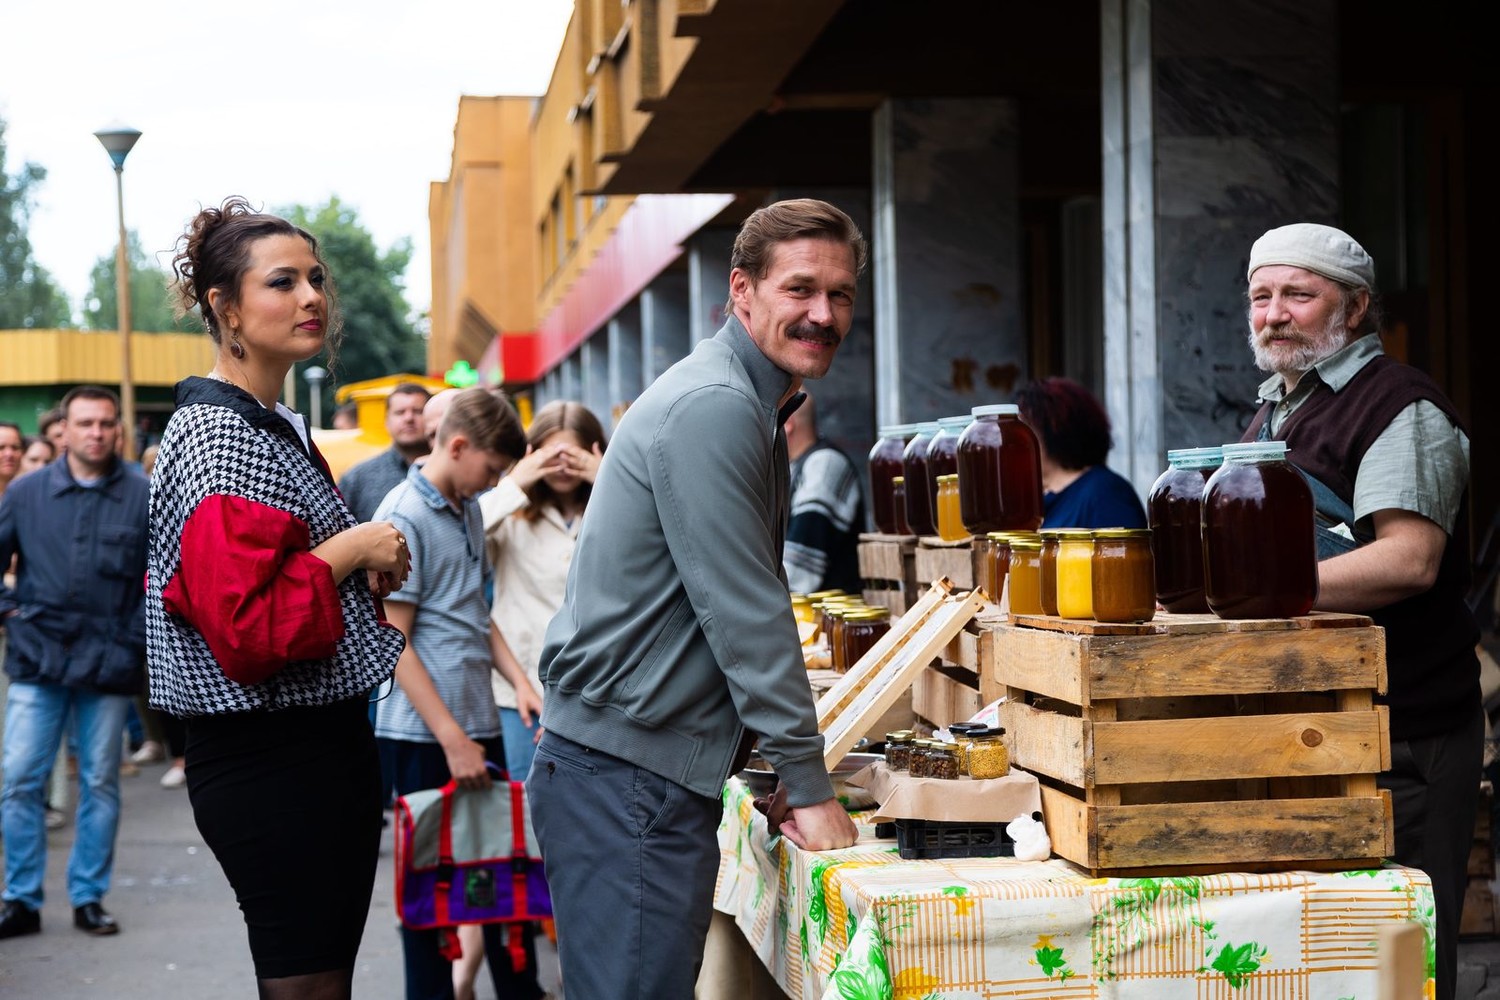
[428, 96, 536, 375]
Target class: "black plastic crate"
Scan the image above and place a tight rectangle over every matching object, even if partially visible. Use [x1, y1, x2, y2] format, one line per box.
[891, 818, 1016, 860]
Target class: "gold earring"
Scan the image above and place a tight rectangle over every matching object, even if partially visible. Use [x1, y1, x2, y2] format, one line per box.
[230, 329, 245, 360]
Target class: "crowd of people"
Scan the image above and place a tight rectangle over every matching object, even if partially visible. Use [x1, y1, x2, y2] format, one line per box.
[0, 199, 1483, 1000]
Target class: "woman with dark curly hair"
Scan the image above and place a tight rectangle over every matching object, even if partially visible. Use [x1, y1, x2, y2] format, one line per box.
[1015, 376, 1146, 529]
[145, 197, 410, 999]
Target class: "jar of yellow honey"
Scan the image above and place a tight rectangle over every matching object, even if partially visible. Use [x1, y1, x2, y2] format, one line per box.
[1055, 529, 1096, 619]
[935, 475, 966, 541]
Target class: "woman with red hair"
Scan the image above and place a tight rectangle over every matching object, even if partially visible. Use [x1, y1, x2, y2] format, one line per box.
[1015, 377, 1146, 529]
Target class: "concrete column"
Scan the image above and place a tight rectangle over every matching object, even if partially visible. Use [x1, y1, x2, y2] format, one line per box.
[606, 300, 643, 428]
[641, 271, 691, 383]
[580, 335, 610, 419]
[687, 228, 735, 343]
[872, 98, 1024, 426]
[1101, 0, 1339, 494]
[560, 353, 582, 402]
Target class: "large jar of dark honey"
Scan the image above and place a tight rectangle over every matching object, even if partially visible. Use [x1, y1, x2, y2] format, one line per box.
[956, 404, 1044, 535]
[868, 424, 913, 534]
[1147, 446, 1222, 613]
[923, 416, 970, 523]
[901, 421, 940, 536]
[1202, 441, 1318, 619]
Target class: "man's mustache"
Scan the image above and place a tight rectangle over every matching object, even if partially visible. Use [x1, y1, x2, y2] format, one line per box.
[788, 324, 839, 345]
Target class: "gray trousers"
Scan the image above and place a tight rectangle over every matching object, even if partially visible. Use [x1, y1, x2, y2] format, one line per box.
[527, 731, 723, 1000]
[1381, 701, 1484, 1000]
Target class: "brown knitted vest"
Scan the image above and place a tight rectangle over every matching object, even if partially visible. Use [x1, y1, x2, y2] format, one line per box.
[1243, 354, 1478, 740]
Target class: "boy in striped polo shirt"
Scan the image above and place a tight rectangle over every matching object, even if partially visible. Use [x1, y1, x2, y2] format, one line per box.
[372, 387, 539, 999]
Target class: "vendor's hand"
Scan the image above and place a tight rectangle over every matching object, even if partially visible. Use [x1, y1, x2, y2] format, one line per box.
[442, 736, 492, 790]
[753, 783, 792, 835]
[780, 797, 858, 851]
[515, 685, 543, 728]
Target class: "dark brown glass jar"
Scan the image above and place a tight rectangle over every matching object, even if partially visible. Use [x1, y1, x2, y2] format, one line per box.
[1091, 528, 1156, 623]
[1202, 441, 1318, 619]
[1039, 529, 1063, 616]
[890, 476, 912, 536]
[1007, 538, 1044, 615]
[956, 404, 1044, 534]
[842, 608, 891, 669]
[1147, 447, 1222, 613]
[868, 425, 913, 534]
[901, 422, 940, 536]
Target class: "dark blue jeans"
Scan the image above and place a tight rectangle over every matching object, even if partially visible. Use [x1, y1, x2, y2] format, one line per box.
[386, 737, 542, 1000]
[527, 731, 723, 1000]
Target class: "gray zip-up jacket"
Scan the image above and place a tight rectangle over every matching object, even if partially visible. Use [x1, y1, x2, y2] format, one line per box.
[537, 314, 836, 807]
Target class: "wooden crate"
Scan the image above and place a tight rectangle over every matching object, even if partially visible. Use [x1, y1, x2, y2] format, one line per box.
[915, 537, 974, 591]
[992, 612, 1394, 876]
[913, 665, 981, 729]
[858, 532, 917, 615]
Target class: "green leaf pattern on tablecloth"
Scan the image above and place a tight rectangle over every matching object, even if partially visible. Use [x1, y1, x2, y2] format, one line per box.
[829, 913, 893, 1000]
[1091, 876, 1204, 981]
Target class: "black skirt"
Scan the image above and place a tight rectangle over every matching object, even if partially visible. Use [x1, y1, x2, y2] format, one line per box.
[184, 697, 381, 980]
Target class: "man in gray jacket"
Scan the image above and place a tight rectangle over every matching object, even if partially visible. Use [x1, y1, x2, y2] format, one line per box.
[528, 199, 862, 997]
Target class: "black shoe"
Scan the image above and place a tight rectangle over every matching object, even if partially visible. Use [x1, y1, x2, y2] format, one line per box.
[72, 902, 119, 936]
[0, 900, 41, 939]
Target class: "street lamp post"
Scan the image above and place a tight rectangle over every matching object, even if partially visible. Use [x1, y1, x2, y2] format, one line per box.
[303, 365, 328, 429]
[94, 125, 142, 460]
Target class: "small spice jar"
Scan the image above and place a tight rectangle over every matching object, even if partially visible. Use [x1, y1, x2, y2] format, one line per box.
[884, 730, 915, 771]
[1091, 528, 1156, 623]
[1054, 529, 1096, 620]
[965, 726, 1010, 779]
[946, 723, 983, 773]
[907, 740, 935, 778]
[1039, 529, 1063, 615]
[935, 475, 966, 541]
[1007, 538, 1044, 615]
[927, 742, 960, 780]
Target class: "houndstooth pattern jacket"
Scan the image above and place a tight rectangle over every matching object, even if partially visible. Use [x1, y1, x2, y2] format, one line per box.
[145, 377, 404, 716]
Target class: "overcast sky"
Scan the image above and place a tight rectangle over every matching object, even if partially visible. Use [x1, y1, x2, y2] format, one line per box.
[0, 0, 572, 326]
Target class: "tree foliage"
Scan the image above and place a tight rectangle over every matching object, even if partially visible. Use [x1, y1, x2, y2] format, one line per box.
[82, 229, 197, 333]
[0, 116, 72, 329]
[279, 198, 428, 423]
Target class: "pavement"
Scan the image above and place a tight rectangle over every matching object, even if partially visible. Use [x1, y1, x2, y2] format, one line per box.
[6, 756, 1500, 998]
[0, 758, 561, 999]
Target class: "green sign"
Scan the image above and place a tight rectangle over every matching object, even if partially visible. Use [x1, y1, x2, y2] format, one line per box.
[444, 360, 480, 388]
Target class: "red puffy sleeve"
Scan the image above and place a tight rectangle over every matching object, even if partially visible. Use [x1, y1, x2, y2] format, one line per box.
[161, 494, 347, 685]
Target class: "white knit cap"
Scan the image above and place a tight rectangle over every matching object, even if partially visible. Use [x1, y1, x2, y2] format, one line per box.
[1247, 223, 1375, 289]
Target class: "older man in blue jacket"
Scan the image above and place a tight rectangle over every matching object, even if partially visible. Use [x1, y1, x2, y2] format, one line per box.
[529, 200, 864, 998]
[0, 386, 148, 940]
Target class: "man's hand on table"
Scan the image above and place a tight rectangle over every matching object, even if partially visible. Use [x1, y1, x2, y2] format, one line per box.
[752, 784, 858, 851]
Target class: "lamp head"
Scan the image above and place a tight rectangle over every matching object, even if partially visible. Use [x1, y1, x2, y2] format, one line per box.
[93, 125, 142, 170]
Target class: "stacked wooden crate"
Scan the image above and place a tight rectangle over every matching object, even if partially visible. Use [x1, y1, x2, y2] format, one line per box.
[911, 616, 1005, 729]
[990, 612, 1394, 876]
[857, 532, 918, 615]
[914, 537, 973, 593]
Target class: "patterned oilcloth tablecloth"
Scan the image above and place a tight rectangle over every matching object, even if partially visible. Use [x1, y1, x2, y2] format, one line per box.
[713, 778, 1434, 999]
